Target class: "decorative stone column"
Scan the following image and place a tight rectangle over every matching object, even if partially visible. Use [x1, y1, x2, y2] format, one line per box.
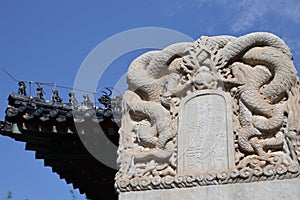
[115, 32, 300, 200]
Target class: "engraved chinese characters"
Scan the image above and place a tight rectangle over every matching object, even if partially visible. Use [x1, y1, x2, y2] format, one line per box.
[178, 90, 234, 173]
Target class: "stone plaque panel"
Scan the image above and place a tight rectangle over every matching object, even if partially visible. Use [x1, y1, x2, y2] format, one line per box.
[177, 90, 234, 174]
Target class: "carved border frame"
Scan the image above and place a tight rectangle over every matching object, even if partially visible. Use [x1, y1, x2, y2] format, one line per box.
[177, 90, 234, 173]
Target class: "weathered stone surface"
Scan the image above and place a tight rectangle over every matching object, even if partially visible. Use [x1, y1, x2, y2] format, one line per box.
[119, 179, 300, 200]
[178, 90, 234, 173]
[116, 32, 300, 199]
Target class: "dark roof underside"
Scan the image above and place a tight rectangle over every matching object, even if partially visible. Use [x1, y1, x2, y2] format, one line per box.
[0, 94, 120, 200]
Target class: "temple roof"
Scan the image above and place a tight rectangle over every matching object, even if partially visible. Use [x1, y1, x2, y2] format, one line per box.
[0, 93, 121, 200]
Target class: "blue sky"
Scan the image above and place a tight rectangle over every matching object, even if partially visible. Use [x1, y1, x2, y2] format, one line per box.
[0, 0, 300, 199]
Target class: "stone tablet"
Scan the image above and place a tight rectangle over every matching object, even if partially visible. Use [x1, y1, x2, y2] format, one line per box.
[115, 32, 300, 200]
[178, 90, 234, 174]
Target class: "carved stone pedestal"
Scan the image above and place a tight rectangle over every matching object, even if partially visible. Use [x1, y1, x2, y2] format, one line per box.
[119, 179, 300, 200]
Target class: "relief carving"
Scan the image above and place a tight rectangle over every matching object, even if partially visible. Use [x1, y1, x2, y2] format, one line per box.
[115, 32, 300, 192]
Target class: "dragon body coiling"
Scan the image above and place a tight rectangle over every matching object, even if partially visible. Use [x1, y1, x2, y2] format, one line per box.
[220, 33, 298, 155]
[124, 42, 192, 161]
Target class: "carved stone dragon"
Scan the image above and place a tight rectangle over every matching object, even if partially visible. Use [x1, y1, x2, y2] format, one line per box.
[116, 32, 300, 181]
[213, 33, 297, 157]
